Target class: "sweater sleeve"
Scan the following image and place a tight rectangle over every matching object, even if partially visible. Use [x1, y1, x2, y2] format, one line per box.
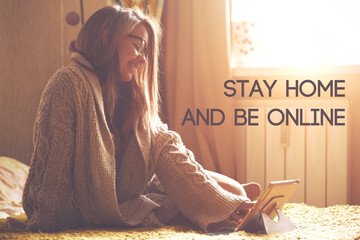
[22, 69, 82, 232]
[153, 128, 249, 232]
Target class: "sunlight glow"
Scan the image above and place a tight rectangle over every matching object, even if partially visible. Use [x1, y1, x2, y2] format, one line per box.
[231, 0, 360, 68]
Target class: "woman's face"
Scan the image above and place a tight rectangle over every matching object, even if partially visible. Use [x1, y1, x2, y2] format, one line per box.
[117, 24, 149, 81]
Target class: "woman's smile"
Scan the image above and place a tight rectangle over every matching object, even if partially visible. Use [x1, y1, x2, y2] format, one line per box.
[128, 61, 139, 74]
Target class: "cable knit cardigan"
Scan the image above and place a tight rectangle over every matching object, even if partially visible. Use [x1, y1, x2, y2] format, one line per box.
[22, 52, 247, 232]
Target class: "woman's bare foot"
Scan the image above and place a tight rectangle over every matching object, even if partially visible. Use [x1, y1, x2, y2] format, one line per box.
[205, 170, 247, 196]
[205, 170, 261, 201]
[242, 182, 261, 201]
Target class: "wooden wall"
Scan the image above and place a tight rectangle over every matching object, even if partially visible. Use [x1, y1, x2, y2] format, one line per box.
[0, 0, 106, 165]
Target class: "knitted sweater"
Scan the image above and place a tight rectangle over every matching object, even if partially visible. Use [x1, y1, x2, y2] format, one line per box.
[22, 53, 247, 232]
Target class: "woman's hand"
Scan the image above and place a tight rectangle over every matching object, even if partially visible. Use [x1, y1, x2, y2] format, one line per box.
[229, 200, 256, 224]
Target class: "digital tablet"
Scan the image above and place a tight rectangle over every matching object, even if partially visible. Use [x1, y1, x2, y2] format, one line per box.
[236, 179, 300, 232]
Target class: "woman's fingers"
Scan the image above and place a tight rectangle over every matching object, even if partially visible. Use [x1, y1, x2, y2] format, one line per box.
[229, 211, 242, 223]
[229, 200, 257, 224]
[237, 200, 256, 211]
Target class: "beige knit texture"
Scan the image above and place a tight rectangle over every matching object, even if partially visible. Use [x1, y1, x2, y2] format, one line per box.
[22, 53, 246, 233]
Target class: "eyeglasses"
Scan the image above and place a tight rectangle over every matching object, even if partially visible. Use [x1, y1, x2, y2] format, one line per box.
[127, 34, 147, 56]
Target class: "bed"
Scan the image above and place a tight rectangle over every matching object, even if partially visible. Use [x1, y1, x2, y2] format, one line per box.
[1, 156, 360, 240]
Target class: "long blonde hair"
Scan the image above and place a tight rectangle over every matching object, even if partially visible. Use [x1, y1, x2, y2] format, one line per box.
[75, 5, 162, 137]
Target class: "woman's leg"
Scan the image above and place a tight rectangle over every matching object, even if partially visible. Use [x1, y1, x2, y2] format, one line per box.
[205, 170, 261, 201]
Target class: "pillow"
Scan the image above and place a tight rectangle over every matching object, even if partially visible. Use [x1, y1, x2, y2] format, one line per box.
[0, 157, 29, 218]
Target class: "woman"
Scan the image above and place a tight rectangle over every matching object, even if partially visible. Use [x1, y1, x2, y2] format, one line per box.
[22, 5, 259, 232]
